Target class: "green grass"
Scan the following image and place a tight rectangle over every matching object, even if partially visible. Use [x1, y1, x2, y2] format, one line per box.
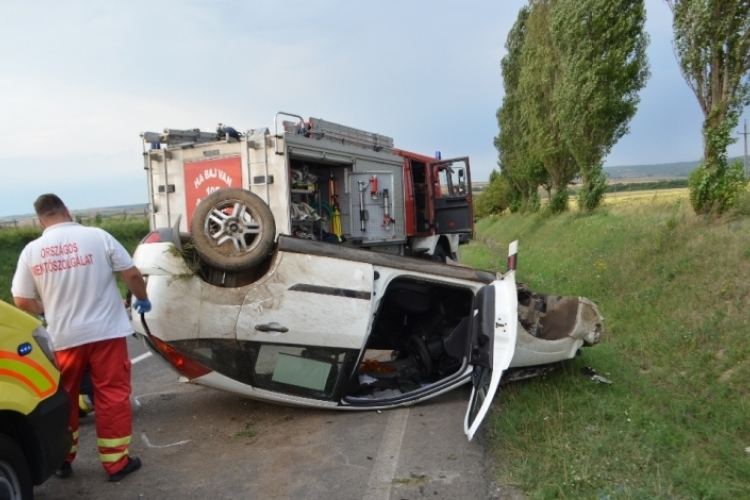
[232, 421, 258, 439]
[463, 195, 750, 499]
[392, 474, 429, 486]
[5, 195, 750, 497]
[0, 218, 150, 304]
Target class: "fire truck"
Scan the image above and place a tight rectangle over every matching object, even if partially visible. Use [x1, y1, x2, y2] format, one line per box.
[141, 113, 474, 272]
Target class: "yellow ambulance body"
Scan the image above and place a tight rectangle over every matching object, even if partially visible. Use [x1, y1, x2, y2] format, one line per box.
[0, 300, 71, 500]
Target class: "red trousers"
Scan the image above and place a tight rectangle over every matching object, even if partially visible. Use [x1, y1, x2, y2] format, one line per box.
[55, 337, 133, 475]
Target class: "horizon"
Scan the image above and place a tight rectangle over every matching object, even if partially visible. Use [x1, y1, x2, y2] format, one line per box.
[3, 155, 742, 221]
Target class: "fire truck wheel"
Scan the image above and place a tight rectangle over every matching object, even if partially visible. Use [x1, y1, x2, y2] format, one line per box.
[191, 188, 276, 272]
[428, 245, 446, 263]
[0, 433, 32, 500]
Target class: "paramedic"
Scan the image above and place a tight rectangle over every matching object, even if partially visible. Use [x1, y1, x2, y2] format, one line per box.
[11, 194, 150, 483]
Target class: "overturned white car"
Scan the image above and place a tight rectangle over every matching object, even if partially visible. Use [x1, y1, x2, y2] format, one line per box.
[132, 191, 602, 440]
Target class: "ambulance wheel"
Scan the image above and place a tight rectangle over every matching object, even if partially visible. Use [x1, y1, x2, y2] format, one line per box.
[0, 434, 32, 500]
[191, 188, 276, 272]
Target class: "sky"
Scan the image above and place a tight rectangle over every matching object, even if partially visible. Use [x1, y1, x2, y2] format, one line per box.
[1, 0, 748, 217]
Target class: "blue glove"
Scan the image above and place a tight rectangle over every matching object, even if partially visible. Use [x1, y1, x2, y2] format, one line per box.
[133, 298, 152, 314]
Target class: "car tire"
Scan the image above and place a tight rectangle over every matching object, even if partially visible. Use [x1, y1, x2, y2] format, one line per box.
[191, 188, 276, 272]
[0, 433, 32, 500]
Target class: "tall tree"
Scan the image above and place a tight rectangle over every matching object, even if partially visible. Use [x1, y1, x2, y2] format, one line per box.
[551, 0, 650, 211]
[495, 6, 546, 213]
[666, 0, 750, 213]
[518, 0, 577, 213]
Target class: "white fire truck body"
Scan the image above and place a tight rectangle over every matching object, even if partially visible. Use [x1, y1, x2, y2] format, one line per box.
[142, 113, 473, 262]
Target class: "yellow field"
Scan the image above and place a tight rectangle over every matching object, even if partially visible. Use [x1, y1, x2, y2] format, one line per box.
[552, 187, 689, 210]
[602, 187, 689, 206]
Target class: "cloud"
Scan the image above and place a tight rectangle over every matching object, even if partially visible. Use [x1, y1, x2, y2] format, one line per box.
[1, 0, 747, 215]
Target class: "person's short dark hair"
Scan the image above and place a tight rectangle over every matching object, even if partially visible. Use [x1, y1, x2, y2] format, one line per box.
[34, 194, 68, 219]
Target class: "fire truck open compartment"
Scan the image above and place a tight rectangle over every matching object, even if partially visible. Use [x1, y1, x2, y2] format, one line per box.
[286, 157, 351, 243]
[284, 132, 407, 249]
[285, 155, 406, 249]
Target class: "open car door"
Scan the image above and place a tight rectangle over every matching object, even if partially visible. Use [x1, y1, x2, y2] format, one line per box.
[429, 157, 473, 234]
[464, 241, 518, 440]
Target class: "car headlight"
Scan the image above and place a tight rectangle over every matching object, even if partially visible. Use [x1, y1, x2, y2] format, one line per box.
[31, 325, 58, 368]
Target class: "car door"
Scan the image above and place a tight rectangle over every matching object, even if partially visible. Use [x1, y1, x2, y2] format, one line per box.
[235, 250, 374, 350]
[429, 157, 473, 234]
[463, 243, 518, 440]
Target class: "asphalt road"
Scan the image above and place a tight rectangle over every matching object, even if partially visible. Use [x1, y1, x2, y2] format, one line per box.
[33, 336, 525, 500]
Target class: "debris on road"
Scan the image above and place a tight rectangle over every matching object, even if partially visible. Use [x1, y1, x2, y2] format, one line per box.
[581, 366, 613, 384]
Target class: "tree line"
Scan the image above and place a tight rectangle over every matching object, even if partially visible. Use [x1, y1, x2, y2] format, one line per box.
[478, 0, 750, 218]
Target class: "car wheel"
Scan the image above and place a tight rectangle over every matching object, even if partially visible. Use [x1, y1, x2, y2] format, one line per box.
[191, 188, 276, 272]
[0, 434, 32, 500]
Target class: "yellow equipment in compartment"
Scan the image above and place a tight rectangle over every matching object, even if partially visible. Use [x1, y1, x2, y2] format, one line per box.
[332, 207, 343, 242]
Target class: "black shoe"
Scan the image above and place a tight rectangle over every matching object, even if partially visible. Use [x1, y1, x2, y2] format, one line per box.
[55, 461, 73, 478]
[108, 456, 141, 482]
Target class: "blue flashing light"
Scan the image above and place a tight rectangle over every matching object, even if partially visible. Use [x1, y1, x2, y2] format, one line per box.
[18, 342, 33, 356]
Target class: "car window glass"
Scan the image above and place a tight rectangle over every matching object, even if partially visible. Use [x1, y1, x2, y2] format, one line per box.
[254, 344, 348, 399]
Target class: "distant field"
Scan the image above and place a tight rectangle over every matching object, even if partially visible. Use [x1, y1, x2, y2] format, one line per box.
[0, 218, 149, 304]
[608, 177, 685, 184]
[0, 204, 148, 229]
[604, 155, 745, 180]
[540, 188, 689, 210]
[603, 187, 689, 205]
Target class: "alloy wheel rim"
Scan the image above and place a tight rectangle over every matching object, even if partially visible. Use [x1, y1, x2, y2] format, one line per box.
[204, 200, 262, 254]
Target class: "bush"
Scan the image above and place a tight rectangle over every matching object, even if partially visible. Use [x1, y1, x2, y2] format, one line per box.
[474, 175, 511, 217]
[549, 189, 569, 213]
[577, 170, 608, 212]
[688, 159, 748, 215]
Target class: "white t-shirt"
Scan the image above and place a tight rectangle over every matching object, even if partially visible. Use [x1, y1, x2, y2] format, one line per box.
[11, 222, 135, 351]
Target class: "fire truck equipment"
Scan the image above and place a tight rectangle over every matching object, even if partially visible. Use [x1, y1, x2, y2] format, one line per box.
[358, 180, 369, 232]
[382, 189, 394, 229]
[332, 207, 343, 241]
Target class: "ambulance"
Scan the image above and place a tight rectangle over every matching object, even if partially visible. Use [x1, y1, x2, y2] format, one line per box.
[0, 300, 71, 500]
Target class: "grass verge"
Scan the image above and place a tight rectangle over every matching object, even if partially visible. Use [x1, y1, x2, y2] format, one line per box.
[462, 194, 750, 499]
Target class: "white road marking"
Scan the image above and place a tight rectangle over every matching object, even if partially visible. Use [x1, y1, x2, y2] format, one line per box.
[140, 432, 191, 449]
[362, 408, 410, 500]
[337, 451, 367, 470]
[135, 390, 192, 449]
[130, 351, 152, 364]
[133, 390, 176, 408]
